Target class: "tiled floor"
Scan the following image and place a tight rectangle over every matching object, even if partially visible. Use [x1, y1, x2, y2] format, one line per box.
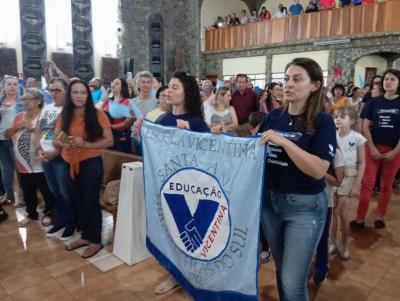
[0, 190, 399, 301]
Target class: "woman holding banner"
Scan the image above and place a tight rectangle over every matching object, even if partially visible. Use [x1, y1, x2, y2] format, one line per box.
[260, 58, 336, 301]
[135, 71, 208, 294]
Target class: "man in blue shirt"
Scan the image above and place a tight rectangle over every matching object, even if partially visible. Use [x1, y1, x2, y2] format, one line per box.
[289, 0, 304, 16]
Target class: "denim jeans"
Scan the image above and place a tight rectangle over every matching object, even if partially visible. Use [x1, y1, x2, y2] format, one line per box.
[261, 190, 328, 301]
[42, 156, 75, 229]
[130, 136, 142, 156]
[0, 140, 15, 198]
[70, 157, 103, 244]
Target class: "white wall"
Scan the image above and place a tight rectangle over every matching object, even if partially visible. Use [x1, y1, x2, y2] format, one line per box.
[201, 0, 249, 28]
[91, 0, 119, 77]
[223, 56, 266, 76]
[354, 55, 387, 87]
[271, 50, 330, 72]
[0, 0, 22, 73]
[45, 0, 73, 56]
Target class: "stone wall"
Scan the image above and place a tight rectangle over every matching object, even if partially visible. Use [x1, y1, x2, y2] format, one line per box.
[120, 0, 201, 81]
[202, 32, 400, 83]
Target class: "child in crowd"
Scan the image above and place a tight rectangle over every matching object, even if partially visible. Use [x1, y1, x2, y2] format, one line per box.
[329, 106, 366, 259]
[314, 146, 344, 284]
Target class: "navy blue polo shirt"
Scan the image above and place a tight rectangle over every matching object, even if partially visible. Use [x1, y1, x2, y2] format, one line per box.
[260, 109, 336, 194]
[365, 95, 400, 148]
[157, 113, 210, 133]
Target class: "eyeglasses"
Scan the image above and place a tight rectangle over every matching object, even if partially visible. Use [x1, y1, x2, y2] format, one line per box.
[22, 97, 37, 101]
[159, 93, 167, 97]
[71, 91, 88, 96]
[48, 88, 64, 93]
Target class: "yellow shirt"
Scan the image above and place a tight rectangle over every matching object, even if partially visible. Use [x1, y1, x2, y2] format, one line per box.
[146, 108, 167, 122]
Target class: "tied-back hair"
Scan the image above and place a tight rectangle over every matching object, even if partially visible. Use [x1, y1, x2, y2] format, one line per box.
[172, 71, 203, 118]
[265, 82, 282, 111]
[284, 58, 326, 134]
[382, 68, 400, 95]
[215, 86, 229, 107]
[113, 77, 130, 99]
[61, 80, 103, 142]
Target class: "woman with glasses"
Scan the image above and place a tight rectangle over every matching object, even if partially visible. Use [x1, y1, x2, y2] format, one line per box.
[145, 85, 170, 122]
[55, 80, 113, 258]
[0, 76, 24, 206]
[7, 88, 54, 225]
[36, 77, 77, 234]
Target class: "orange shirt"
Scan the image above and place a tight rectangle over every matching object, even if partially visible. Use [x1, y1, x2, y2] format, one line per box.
[56, 109, 111, 178]
[331, 96, 350, 110]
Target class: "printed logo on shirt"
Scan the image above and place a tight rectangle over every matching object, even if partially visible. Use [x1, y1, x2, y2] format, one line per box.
[275, 130, 303, 141]
[377, 109, 399, 115]
[160, 168, 231, 261]
[329, 144, 335, 157]
[349, 141, 356, 147]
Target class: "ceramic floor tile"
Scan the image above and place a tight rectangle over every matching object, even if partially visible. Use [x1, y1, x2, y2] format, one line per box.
[374, 272, 400, 296]
[64, 273, 135, 301]
[1, 268, 51, 295]
[367, 291, 400, 301]
[91, 254, 123, 272]
[347, 263, 386, 287]
[0, 256, 41, 282]
[118, 267, 166, 300]
[106, 261, 150, 282]
[55, 264, 102, 290]
[11, 279, 75, 301]
[0, 285, 8, 297]
[45, 257, 89, 278]
[327, 279, 372, 301]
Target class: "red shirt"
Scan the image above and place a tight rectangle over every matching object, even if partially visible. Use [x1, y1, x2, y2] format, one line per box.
[230, 89, 258, 124]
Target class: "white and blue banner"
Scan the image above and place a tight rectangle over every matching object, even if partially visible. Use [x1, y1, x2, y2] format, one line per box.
[142, 121, 266, 301]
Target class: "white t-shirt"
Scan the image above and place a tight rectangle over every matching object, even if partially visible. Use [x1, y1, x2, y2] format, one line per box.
[325, 148, 345, 207]
[38, 103, 63, 152]
[336, 130, 366, 167]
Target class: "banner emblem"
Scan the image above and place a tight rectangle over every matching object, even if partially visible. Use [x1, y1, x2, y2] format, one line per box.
[160, 168, 230, 261]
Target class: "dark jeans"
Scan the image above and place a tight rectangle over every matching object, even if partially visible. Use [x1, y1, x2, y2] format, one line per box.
[19, 172, 55, 220]
[42, 156, 75, 229]
[70, 156, 103, 244]
[130, 136, 142, 156]
[262, 190, 327, 301]
[260, 222, 270, 251]
[315, 207, 333, 274]
[110, 129, 131, 153]
[0, 140, 15, 198]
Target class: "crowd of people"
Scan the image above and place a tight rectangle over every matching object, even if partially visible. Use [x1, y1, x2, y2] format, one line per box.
[0, 57, 399, 300]
[209, 0, 378, 29]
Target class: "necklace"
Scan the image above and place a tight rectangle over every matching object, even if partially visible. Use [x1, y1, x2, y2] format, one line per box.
[288, 114, 294, 126]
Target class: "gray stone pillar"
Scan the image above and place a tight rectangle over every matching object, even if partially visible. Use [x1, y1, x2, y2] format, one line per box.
[19, 0, 47, 80]
[71, 0, 94, 81]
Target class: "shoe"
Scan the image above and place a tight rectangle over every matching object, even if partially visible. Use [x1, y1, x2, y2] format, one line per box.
[260, 250, 271, 262]
[81, 244, 103, 259]
[46, 225, 64, 237]
[60, 228, 75, 240]
[328, 243, 338, 255]
[313, 269, 327, 284]
[0, 195, 13, 205]
[0, 209, 8, 223]
[350, 220, 365, 229]
[374, 219, 385, 229]
[339, 246, 351, 260]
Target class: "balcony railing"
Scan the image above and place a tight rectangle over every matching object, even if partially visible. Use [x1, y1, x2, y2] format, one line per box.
[204, 0, 400, 52]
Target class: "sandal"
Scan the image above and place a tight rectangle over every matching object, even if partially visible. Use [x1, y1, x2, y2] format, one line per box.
[41, 215, 52, 227]
[81, 244, 103, 259]
[65, 239, 90, 251]
[154, 276, 179, 295]
[0, 196, 13, 205]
